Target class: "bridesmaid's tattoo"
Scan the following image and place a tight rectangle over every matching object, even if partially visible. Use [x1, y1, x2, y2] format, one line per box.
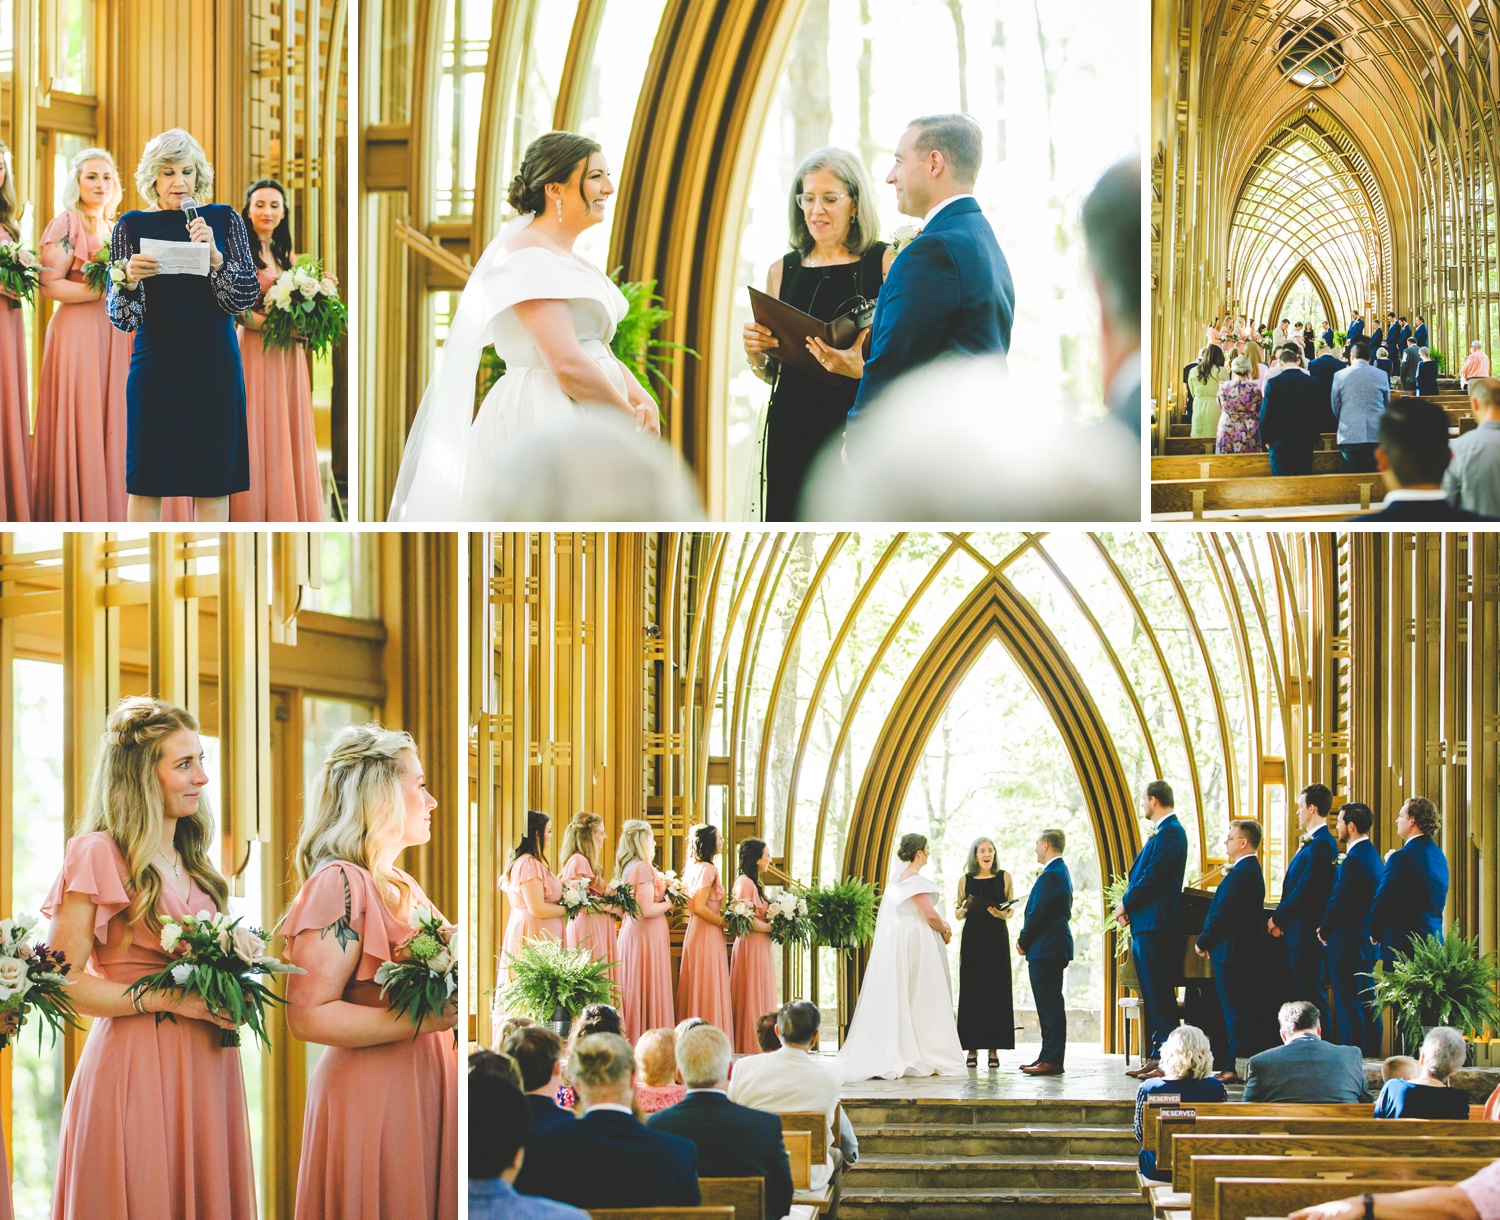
[320, 872, 360, 951]
[57, 234, 74, 254]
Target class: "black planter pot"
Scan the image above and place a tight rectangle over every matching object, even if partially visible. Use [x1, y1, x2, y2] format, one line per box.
[551, 1003, 572, 1041]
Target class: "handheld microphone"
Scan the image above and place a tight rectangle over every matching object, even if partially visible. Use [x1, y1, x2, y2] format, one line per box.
[183, 200, 199, 229]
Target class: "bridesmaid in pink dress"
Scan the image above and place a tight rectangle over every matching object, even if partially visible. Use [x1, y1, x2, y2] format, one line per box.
[0, 142, 29, 520]
[729, 837, 777, 1054]
[613, 819, 675, 1042]
[500, 812, 565, 997]
[676, 823, 733, 1032]
[558, 811, 619, 990]
[42, 697, 255, 1220]
[230, 180, 323, 522]
[284, 724, 458, 1220]
[32, 148, 136, 522]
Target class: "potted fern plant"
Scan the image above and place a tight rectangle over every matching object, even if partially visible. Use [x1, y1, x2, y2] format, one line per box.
[499, 939, 617, 1039]
[806, 877, 879, 1043]
[1367, 927, 1500, 1056]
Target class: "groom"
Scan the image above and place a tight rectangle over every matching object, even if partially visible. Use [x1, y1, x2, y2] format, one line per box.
[1017, 830, 1073, 1076]
[846, 114, 1015, 434]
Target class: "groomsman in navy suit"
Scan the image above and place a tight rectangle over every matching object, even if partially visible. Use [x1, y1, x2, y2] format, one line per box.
[1369, 796, 1449, 969]
[1413, 316, 1430, 349]
[1317, 802, 1384, 1054]
[1346, 313, 1365, 344]
[1195, 821, 1274, 1079]
[1018, 829, 1074, 1077]
[1267, 784, 1338, 1033]
[847, 113, 1014, 428]
[1116, 781, 1188, 1079]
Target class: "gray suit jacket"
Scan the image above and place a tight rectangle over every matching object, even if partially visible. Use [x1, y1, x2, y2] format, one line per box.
[1241, 1035, 1371, 1103]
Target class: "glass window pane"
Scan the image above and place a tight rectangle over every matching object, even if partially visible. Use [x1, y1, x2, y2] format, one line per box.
[51, 0, 94, 96]
[303, 534, 377, 618]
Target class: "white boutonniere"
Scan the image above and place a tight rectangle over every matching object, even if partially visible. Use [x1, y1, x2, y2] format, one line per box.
[1298, 831, 1313, 846]
[890, 224, 920, 255]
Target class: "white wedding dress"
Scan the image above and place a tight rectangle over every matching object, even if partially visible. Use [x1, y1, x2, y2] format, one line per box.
[388, 214, 631, 521]
[832, 870, 968, 1082]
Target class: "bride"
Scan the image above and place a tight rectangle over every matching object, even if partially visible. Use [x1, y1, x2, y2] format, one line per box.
[833, 833, 968, 1082]
[388, 131, 662, 521]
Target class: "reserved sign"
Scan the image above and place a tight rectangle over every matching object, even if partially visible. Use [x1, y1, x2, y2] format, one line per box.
[1158, 1108, 1197, 1118]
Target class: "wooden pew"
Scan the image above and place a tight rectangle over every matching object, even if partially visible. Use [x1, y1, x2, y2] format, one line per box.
[588, 1209, 735, 1220]
[1190, 1156, 1493, 1220]
[1217, 1177, 1467, 1220]
[699, 1177, 764, 1220]
[1142, 1102, 1373, 1157]
[780, 1113, 836, 1215]
[784, 1131, 811, 1190]
[1152, 472, 1385, 517]
[1152, 452, 1345, 479]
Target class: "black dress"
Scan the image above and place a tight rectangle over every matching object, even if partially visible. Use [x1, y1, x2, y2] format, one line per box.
[760, 244, 888, 520]
[956, 873, 1016, 1050]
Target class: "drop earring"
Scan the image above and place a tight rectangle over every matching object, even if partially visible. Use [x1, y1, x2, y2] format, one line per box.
[556, 198, 563, 223]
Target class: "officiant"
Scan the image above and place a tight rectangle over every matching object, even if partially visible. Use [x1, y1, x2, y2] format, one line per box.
[742, 148, 894, 522]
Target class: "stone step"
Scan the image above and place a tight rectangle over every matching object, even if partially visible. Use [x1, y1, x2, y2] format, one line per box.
[849, 1154, 1142, 1190]
[843, 1098, 1137, 1128]
[840, 1187, 1152, 1219]
[856, 1123, 1141, 1157]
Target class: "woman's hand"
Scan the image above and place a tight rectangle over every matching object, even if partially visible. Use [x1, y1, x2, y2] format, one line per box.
[987, 905, 1009, 920]
[187, 215, 223, 269]
[0, 285, 18, 302]
[634, 405, 661, 437]
[939, 922, 953, 944]
[743, 322, 778, 360]
[807, 329, 869, 380]
[126, 253, 160, 282]
[0, 1006, 27, 1037]
[419, 995, 460, 1035]
[160, 990, 240, 1031]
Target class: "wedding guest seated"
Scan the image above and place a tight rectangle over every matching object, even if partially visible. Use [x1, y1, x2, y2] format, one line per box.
[1241, 1001, 1371, 1103]
[1363, 397, 1497, 521]
[635, 1027, 688, 1114]
[648, 1024, 795, 1220]
[1444, 378, 1500, 517]
[1383, 1055, 1420, 1082]
[676, 1016, 710, 1038]
[497, 1013, 536, 1047]
[1288, 1158, 1499, 1219]
[515, 1033, 701, 1209]
[756, 1011, 782, 1052]
[472, 1047, 524, 1091]
[1134, 1025, 1227, 1181]
[1485, 1083, 1500, 1122]
[503, 1025, 576, 1129]
[1417, 347, 1441, 396]
[1259, 345, 1324, 475]
[557, 1003, 625, 1110]
[1375, 1027, 1471, 1119]
[1375, 346, 1395, 379]
[473, 1064, 588, 1220]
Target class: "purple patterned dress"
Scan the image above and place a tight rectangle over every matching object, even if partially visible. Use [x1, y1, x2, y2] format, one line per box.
[1215, 378, 1263, 454]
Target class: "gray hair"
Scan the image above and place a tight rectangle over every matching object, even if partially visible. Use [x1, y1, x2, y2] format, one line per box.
[1278, 1000, 1321, 1037]
[135, 128, 213, 204]
[777, 999, 821, 1047]
[788, 147, 882, 257]
[1419, 347, 1431, 360]
[62, 147, 123, 219]
[1230, 356, 1251, 377]
[1159, 1024, 1214, 1080]
[676, 1023, 733, 1088]
[1421, 1026, 1467, 1082]
[908, 114, 983, 187]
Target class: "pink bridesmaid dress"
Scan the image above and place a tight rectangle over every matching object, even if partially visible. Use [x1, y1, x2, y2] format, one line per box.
[676, 860, 732, 1032]
[31, 211, 133, 521]
[230, 264, 323, 521]
[499, 854, 564, 986]
[559, 852, 619, 990]
[284, 860, 458, 1220]
[0, 220, 29, 521]
[41, 832, 256, 1220]
[729, 875, 777, 1054]
[617, 860, 673, 1043]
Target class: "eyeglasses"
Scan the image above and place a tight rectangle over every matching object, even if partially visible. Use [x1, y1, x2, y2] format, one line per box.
[796, 192, 850, 209]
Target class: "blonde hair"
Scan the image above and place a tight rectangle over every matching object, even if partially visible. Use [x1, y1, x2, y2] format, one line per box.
[560, 812, 604, 877]
[296, 723, 419, 914]
[634, 1028, 678, 1086]
[1158, 1024, 1214, 1080]
[78, 697, 230, 935]
[0, 142, 19, 240]
[135, 128, 213, 204]
[568, 1032, 635, 1101]
[62, 147, 123, 220]
[611, 819, 655, 884]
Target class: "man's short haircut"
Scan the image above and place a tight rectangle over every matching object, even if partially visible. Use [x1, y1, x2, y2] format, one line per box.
[1338, 801, 1373, 836]
[1278, 999, 1321, 1036]
[756, 1011, 782, 1052]
[676, 1023, 734, 1088]
[777, 999, 822, 1046]
[1378, 398, 1451, 486]
[907, 113, 983, 187]
[1145, 779, 1174, 808]
[1301, 784, 1333, 817]
[1039, 828, 1066, 854]
[501, 1024, 565, 1092]
[472, 1056, 529, 1178]
[1471, 377, 1500, 410]
[1280, 345, 1303, 365]
[1081, 157, 1140, 336]
[1350, 340, 1371, 361]
[1230, 818, 1262, 850]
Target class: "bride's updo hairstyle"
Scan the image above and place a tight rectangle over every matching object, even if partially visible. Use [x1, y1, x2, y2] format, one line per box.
[690, 823, 718, 864]
[295, 723, 420, 913]
[507, 131, 604, 216]
[896, 833, 928, 862]
[80, 697, 230, 933]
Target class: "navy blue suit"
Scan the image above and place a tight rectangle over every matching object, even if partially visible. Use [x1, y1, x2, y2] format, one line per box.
[1321, 328, 1335, 348]
[526, 1092, 576, 1130]
[1370, 326, 1384, 353]
[1122, 812, 1188, 1058]
[850, 197, 1014, 421]
[1196, 856, 1273, 1061]
[1370, 833, 1448, 964]
[648, 1091, 793, 1220]
[1260, 367, 1325, 476]
[1320, 836, 1383, 1052]
[1019, 856, 1073, 1065]
[1360, 498, 1494, 523]
[1271, 825, 1338, 1031]
[1416, 359, 1440, 396]
[1414, 323, 1429, 348]
[515, 1109, 700, 1209]
[1346, 318, 1365, 343]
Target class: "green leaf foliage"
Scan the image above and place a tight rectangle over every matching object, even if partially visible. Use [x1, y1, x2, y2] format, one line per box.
[259, 256, 349, 359]
[1367, 927, 1500, 1047]
[499, 938, 618, 1021]
[805, 877, 878, 949]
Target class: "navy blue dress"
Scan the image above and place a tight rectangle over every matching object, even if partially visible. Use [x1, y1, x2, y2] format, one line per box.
[106, 205, 261, 497]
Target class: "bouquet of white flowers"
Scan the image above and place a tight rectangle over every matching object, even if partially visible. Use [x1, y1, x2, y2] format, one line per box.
[766, 889, 811, 946]
[258, 256, 349, 357]
[720, 898, 756, 940]
[83, 246, 131, 296]
[0, 913, 81, 1049]
[602, 879, 641, 921]
[559, 878, 599, 923]
[0, 243, 42, 304]
[662, 870, 688, 915]
[373, 905, 458, 1039]
[128, 911, 304, 1048]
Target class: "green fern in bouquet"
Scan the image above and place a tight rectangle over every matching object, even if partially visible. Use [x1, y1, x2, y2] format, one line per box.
[805, 877, 878, 949]
[499, 938, 617, 1022]
[1367, 927, 1500, 1048]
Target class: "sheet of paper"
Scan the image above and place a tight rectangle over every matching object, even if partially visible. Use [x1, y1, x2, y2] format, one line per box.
[140, 238, 210, 277]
